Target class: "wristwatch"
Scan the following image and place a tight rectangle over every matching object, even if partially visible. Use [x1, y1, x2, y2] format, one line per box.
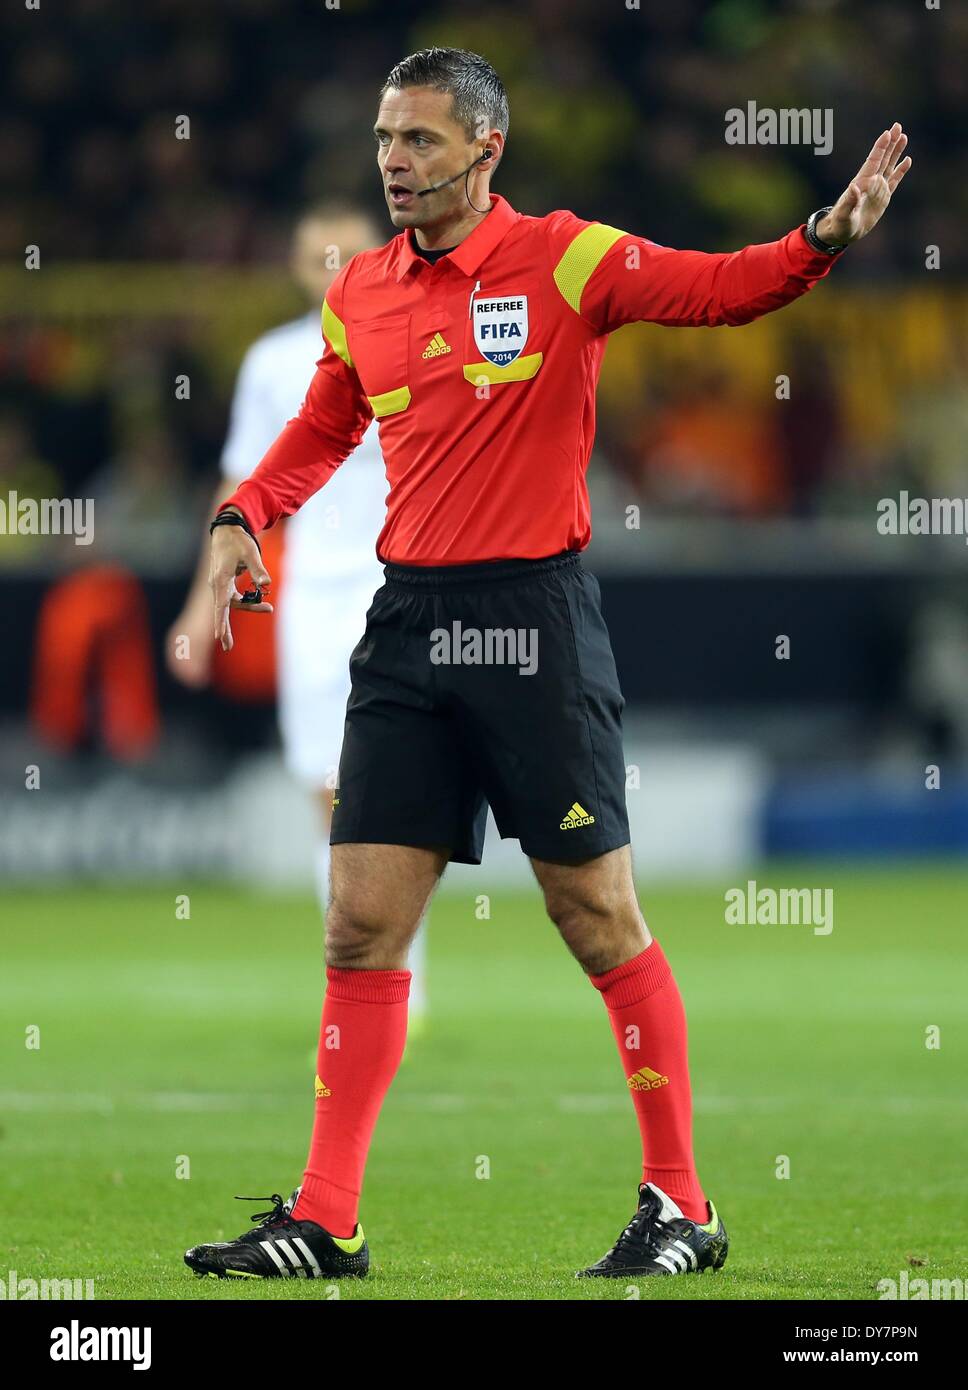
[804, 206, 848, 254]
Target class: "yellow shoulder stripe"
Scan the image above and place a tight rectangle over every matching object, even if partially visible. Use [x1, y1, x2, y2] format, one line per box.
[322, 298, 353, 367]
[367, 385, 411, 417]
[553, 223, 627, 317]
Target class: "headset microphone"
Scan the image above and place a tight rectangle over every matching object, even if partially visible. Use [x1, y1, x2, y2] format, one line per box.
[416, 149, 493, 198]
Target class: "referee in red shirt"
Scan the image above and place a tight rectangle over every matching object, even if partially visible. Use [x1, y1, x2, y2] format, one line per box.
[186, 48, 910, 1282]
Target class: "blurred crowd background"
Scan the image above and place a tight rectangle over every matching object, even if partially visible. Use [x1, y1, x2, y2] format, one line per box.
[2, 0, 967, 882]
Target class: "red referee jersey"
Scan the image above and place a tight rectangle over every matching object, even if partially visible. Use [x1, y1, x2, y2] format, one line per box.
[223, 194, 842, 565]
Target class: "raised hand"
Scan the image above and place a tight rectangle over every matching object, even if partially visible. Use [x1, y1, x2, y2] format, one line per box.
[817, 122, 912, 245]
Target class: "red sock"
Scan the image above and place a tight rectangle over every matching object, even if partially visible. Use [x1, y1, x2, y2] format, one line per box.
[291, 966, 410, 1237]
[590, 940, 708, 1223]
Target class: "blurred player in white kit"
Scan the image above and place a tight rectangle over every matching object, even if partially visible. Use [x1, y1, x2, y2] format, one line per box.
[167, 202, 427, 1021]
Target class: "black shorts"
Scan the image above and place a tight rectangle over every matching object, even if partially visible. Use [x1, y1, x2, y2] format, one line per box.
[330, 550, 631, 865]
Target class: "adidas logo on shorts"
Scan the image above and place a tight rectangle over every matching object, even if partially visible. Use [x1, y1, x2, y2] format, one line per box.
[560, 801, 596, 830]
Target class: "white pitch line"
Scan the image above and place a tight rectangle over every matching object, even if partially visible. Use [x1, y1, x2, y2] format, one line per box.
[0, 1091, 960, 1116]
[558, 1094, 963, 1115]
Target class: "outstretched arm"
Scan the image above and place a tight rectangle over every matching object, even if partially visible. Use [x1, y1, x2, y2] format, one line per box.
[551, 124, 912, 333]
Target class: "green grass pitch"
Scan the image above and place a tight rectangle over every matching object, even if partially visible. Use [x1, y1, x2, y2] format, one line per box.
[2, 864, 966, 1300]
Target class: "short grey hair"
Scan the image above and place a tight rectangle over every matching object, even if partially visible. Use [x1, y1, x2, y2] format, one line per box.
[380, 47, 509, 142]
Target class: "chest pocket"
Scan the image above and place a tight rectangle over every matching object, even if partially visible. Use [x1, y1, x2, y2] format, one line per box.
[463, 285, 544, 390]
[349, 313, 412, 418]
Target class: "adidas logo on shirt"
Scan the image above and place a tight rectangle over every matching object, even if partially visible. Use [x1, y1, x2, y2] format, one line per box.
[421, 332, 452, 358]
[627, 1066, 669, 1091]
[560, 801, 596, 830]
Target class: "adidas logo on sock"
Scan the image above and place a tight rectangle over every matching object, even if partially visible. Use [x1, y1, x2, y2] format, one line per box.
[560, 801, 596, 830]
[421, 332, 452, 358]
[627, 1066, 669, 1091]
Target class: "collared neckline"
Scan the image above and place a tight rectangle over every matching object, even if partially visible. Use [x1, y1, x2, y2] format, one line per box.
[394, 194, 519, 282]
